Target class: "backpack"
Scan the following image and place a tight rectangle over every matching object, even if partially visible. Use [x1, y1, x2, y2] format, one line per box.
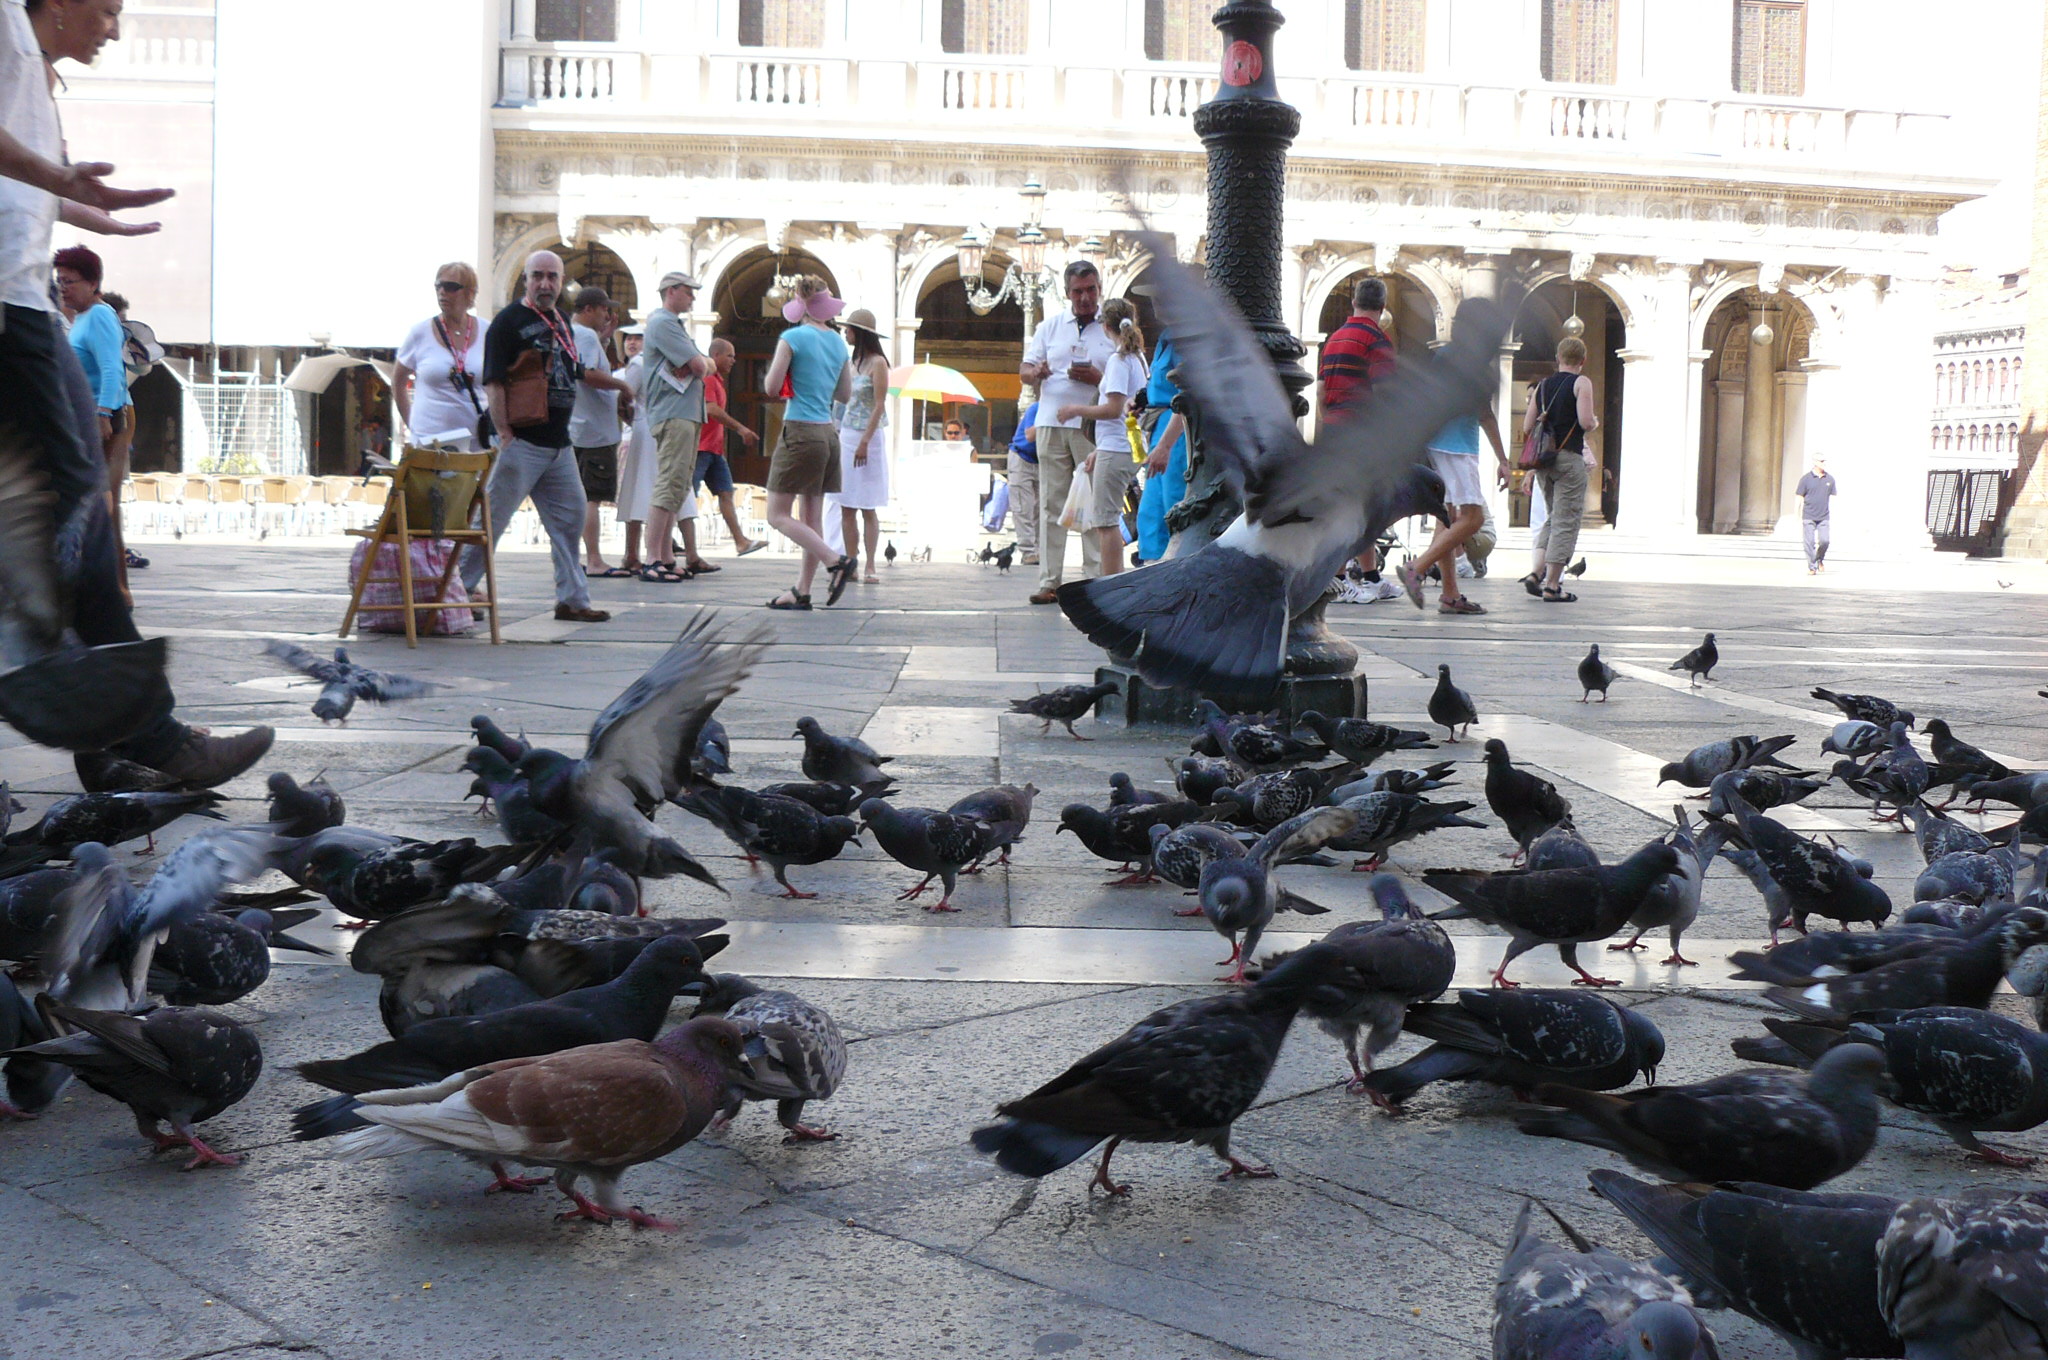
[122, 317, 164, 386]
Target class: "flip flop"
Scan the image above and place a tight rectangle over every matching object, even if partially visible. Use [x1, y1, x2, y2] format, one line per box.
[685, 561, 722, 574]
[735, 542, 768, 557]
[585, 566, 633, 578]
[638, 563, 690, 583]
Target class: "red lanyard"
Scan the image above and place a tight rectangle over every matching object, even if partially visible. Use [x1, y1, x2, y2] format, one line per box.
[433, 316, 475, 381]
[533, 305, 576, 366]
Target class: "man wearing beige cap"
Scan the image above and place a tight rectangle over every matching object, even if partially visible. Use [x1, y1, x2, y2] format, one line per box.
[638, 269, 713, 582]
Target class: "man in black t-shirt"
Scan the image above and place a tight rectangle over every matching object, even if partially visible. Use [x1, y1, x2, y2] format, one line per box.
[459, 250, 628, 623]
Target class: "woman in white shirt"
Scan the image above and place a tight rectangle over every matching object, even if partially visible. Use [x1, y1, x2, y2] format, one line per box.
[393, 262, 488, 450]
[1055, 296, 1147, 578]
[614, 326, 691, 573]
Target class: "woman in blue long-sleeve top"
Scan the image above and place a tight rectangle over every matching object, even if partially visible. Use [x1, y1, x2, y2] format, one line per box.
[55, 244, 142, 573]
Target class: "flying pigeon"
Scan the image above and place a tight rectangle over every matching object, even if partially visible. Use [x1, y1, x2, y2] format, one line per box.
[1707, 790, 1892, 942]
[1607, 807, 1723, 967]
[1491, 1199, 1717, 1360]
[969, 943, 1354, 1196]
[516, 614, 770, 881]
[1197, 806, 1348, 982]
[1359, 989, 1664, 1107]
[794, 715, 894, 784]
[265, 772, 345, 838]
[262, 641, 437, 724]
[1575, 643, 1617, 703]
[330, 1017, 746, 1230]
[1482, 738, 1573, 860]
[1667, 633, 1717, 687]
[858, 800, 990, 911]
[11, 1000, 261, 1169]
[1656, 734, 1801, 789]
[1008, 679, 1118, 740]
[1877, 1190, 2048, 1356]
[1427, 664, 1478, 742]
[1295, 711, 1434, 766]
[1590, 1173, 1902, 1360]
[1811, 687, 1915, 729]
[148, 906, 329, 1006]
[1516, 1042, 1886, 1189]
[692, 973, 847, 1144]
[1424, 840, 1681, 988]
[1053, 241, 1509, 707]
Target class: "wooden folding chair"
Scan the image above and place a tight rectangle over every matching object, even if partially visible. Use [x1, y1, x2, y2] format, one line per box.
[338, 445, 501, 647]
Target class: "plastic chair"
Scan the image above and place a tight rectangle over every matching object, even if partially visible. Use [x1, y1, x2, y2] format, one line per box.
[338, 446, 500, 647]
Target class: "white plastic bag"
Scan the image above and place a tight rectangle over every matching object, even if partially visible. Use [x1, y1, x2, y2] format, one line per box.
[1058, 467, 1092, 531]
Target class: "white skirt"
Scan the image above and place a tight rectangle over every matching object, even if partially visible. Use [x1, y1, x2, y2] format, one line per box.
[616, 420, 657, 521]
[834, 425, 889, 510]
[1427, 448, 1488, 509]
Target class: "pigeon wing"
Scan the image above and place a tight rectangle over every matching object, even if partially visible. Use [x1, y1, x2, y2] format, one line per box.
[264, 640, 346, 683]
[584, 614, 772, 810]
[352, 668, 439, 702]
[132, 827, 289, 941]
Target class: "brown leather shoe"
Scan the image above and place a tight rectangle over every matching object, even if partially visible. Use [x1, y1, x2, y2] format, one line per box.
[1029, 589, 1060, 605]
[554, 604, 612, 622]
[147, 724, 277, 789]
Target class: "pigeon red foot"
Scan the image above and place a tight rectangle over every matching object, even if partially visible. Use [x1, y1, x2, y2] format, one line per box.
[1215, 1155, 1275, 1181]
[781, 1122, 839, 1144]
[1088, 1138, 1132, 1198]
[485, 1162, 550, 1193]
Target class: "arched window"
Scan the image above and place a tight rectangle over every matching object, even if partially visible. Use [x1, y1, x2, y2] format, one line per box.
[739, 0, 825, 47]
[536, 0, 616, 41]
[941, 0, 1028, 54]
[1732, 0, 1805, 96]
[1949, 362, 1959, 405]
[2000, 358, 2012, 402]
[1541, 0, 1616, 84]
[2016, 358, 2024, 396]
[1974, 360, 1985, 404]
[1942, 426, 1952, 450]
[1144, 0, 1211, 61]
[1344, 0, 1426, 72]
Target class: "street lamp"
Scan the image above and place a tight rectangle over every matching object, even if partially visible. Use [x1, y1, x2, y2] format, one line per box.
[954, 177, 1061, 403]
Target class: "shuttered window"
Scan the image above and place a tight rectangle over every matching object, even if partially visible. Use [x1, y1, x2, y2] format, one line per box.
[535, 0, 615, 42]
[738, 0, 826, 47]
[1144, 0, 1212, 62]
[940, 0, 1028, 54]
[1540, 0, 1616, 85]
[1732, 0, 1805, 97]
[1344, 0, 1425, 73]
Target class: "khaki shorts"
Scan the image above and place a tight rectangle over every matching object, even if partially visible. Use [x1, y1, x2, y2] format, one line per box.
[768, 420, 840, 495]
[1088, 446, 1137, 527]
[651, 418, 701, 513]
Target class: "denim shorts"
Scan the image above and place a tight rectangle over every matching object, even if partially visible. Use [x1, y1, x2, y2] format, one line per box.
[693, 450, 735, 495]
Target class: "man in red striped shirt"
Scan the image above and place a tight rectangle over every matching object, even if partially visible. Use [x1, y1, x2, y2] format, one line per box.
[1318, 276, 1396, 421]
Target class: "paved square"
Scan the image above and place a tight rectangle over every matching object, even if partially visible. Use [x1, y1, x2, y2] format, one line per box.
[4, 543, 2045, 1360]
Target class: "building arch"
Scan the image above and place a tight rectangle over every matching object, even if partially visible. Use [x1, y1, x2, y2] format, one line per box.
[1511, 276, 1629, 526]
[910, 254, 1027, 450]
[492, 217, 576, 308]
[1695, 285, 1817, 534]
[707, 244, 842, 483]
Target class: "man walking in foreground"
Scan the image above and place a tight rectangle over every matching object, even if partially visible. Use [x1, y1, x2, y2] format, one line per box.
[1795, 454, 1836, 574]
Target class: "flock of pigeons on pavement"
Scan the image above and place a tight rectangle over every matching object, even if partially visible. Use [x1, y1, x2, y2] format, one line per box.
[2, 610, 2047, 1356]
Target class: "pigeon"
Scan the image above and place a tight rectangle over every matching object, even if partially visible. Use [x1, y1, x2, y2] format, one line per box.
[1053, 239, 1509, 707]
[1197, 701, 1329, 770]
[2015, 945, 2048, 1031]
[42, 828, 288, 1012]
[1295, 711, 1434, 766]
[1705, 767, 1823, 817]
[470, 713, 530, 763]
[147, 906, 329, 1006]
[0, 865, 74, 963]
[1255, 874, 1453, 1095]
[1517, 1042, 1887, 1189]
[1008, 680, 1118, 740]
[0, 973, 66, 1117]
[462, 746, 569, 845]
[675, 785, 861, 899]
[1424, 840, 1681, 988]
[516, 615, 769, 882]
[1656, 734, 1801, 789]
[1566, 557, 1587, 577]
[10, 1000, 261, 1169]
[993, 543, 1016, 573]
[1211, 763, 1359, 831]
[330, 1017, 746, 1230]
[1590, 1173, 1904, 1360]
[692, 973, 847, 1143]
[692, 717, 731, 780]
[1607, 808, 1722, 967]
[262, 641, 437, 723]
[0, 421, 171, 752]
[1877, 1190, 2048, 1357]
[1147, 822, 1250, 898]
[1708, 791, 1893, 942]
[1197, 807, 1348, 982]
[1330, 761, 1460, 802]
[1668, 633, 1717, 687]
[1967, 771, 2048, 813]
[756, 780, 894, 818]
[265, 772, 345, 838]
[1491, 1199, 1717, 1360]
[883, 540, 897, 564]
[1173, 754, 1249, 805]
[1526, 825, 1601, 872]
[1851, 722, 1930, 823]
[1735, 1007, 2048, 1167]
[303, 834, 521, 924]
[1811, 687, 1915, 730]
[1573, 644, 1619, 704]
[4, 789, 225, 858]
[1914, 850, 2014, 905]
[948, 783, 1036, 870]
[1821, 720, 1888, 759]
[977, 542, 995, 564]
[71, 752, 185, 793]
[858, 800, 990, 911]
[969, 942, 1356, 1196]
[1056, 800, 1205, 884]
[793, 715, 894, 785]
[1107, 772, 1169, 807]
[1922, 717, 2011, 789]
[1329, 791, 1485, 871]
[1360, 990, 1664, 1106]
[563, 849, 640, 918]
[1739, 907, 2048, 1022]
[1428, 663, 1478, 742]
[1483, 739, 1573, 859]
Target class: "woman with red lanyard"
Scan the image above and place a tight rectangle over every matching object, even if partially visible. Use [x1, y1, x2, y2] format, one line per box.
[394, 262, 491, 450]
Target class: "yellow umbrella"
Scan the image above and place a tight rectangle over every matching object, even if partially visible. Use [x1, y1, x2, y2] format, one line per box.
[888, 363, 983, 404]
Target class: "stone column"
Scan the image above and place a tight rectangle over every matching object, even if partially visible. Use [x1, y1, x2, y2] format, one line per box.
[1685, 349, 1713, 534]
[1712, 378, 1745, 533]
[1737, 300, 1779, 533]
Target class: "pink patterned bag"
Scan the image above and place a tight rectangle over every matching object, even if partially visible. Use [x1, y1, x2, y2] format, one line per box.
[349, 538, 473, 635]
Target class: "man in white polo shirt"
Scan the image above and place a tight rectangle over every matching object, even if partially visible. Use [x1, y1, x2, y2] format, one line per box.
[1020, 260, 1114, 603]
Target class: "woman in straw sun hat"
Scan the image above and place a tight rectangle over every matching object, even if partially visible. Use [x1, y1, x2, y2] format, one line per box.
[834, 307, 891, 584]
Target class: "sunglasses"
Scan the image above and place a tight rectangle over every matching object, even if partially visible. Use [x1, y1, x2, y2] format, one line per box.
[435, 280, 468, 293]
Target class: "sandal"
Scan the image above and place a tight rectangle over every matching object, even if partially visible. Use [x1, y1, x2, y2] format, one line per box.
[824, 554, 858, 607]
[638, 563, 690, 583]
[1541, 588, 1578, 603]
[1396, 563, 1425, 610]
[734, 541, 767, 557]
[1438, 597, 1486, 615]
[767, 589, 812, 611]
[685, 560, 721, 574]
[585, 565, 633, 578]
[863, 573, 881, 585]
[1519, 573, 1543, 598]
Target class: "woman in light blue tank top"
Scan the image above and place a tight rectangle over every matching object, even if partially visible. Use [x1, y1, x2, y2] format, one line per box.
[1394, 351, 1508, 615]
[761, 276, 854, 609]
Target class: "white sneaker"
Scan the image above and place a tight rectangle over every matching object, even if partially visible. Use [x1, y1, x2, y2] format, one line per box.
[1331, 580, 1372, 605]
[1373, 578, 1404, 602]
[1455, 560, 1475, 579]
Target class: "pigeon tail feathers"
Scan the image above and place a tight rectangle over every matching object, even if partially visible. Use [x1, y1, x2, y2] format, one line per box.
[970, 1117, 1106, 1177]
[1058, 547, 1290, 709]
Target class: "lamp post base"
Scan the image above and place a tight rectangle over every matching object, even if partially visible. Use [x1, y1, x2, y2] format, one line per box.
[1090, 662, 1367, 729]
